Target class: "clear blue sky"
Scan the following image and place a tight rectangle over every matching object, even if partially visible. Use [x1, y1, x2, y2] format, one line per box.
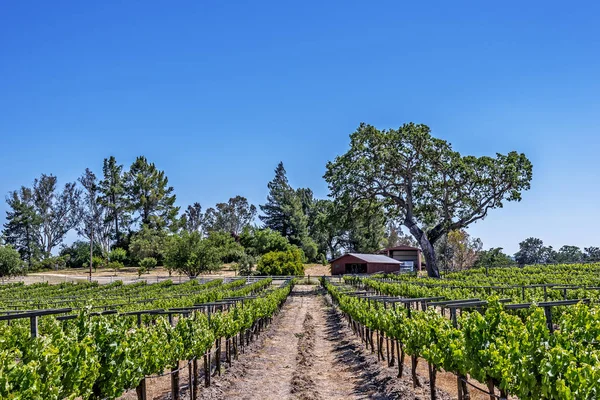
[1, 1, 599, 255]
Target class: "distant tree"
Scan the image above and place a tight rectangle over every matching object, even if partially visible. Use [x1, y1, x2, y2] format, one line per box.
[59, 241, 103, 268]
[239, 226, 290, 257]
[556, 245, 584, 263]
[324, 123, 532, 277]
[32, 174, 81, 257]
[256, 247, 305, 276]
[129, 225, 167, 263]
[205, 196, 257, 236]
[124, 156, 179, 230]
[78, 168, 112, 257]
[235, 253, 256, 276]
[310, 200, 344, 259]
[384, 222, 418, 248]
[474, 247, 514, 269]
[0, 244, 24, 280]
[341, 200, 387, 254]
[98, 156, 130, 246]
[584, 247, 600, 262]
[514, 237, 556, 265]
[204, 230, 245, 263]
[3, 187, 42, 267]
[259, 162, 308, 247]
[164, 231, 224, 277]
[181, 202, 205, 234]
[446, 230, 483, 270]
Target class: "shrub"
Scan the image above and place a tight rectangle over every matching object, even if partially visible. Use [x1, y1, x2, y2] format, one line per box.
[139, 257, 157, 270]
[109, 248, 127, 264]
[109, 260, 124, 272]
[320, 253, 328, 266]
[235, 253, 255, 276]
[0, 245, 23, 280]
[257, 247, 304, 276]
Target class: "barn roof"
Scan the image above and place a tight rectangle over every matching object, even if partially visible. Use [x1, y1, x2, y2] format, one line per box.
[331, 253, 402, 264]
[385, 245, 421, 251]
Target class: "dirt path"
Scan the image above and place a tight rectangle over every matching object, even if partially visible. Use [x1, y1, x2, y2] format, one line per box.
[199, 285, 450, 400]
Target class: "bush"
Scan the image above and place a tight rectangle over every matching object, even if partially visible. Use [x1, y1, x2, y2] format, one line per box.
[109, 248, 127, 264]
[83, 256, 104, 272]
[59, 241, 102, 268]
[235, 253, 255, 276]
[109, 260, 124, 272]
[139, 257, 157, 270]
[320, 253, 328, 266]
[257, 247, 304, 276]
[0, 245, 23, 280]
[301, 238, 319, 263]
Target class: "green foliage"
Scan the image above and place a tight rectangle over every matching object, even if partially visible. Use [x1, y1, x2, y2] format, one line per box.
[98, 156, 130, 246]
[324, 122, 533, 277]
[164, 231, 222, 277]
[301, 237, 318, 262]
[259, 162, 309, 247]
[59, 241, 103, 268]
[474, 247, 513, 269]
[129, 225, 166, 263]
[235, 252, 255, 276]
[109, 260, 124, 272]
[515, 237, 556, 265]
[0, 244, 23, 279]
[37, 255, 71, 270]
[204, 196, 257, 236]
[109, 247, 127, 264]
[239, 226, 290, 256]
[257, 247, 304, 275]
[320, 253, 328, 266]
[205, 231, 244, 263]
[3, 186, 42, 267]
[124, 156, 179, 230]
[139, 257, 157, 270]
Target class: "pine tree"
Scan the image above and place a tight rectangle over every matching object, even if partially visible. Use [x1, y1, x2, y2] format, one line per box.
[124, 156, 179, 230]
[3, 187, 42, 267]
[99, 156, 129, 246]
[259, 162, 308, 247]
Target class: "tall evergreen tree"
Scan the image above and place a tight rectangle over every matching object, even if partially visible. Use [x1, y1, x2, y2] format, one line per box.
[259, 162, 308, 247]
[99, 156, 129, 246]
[32, 174, 81, 257]
[3, 187, 42, 267]
[124, 156, 179, 230]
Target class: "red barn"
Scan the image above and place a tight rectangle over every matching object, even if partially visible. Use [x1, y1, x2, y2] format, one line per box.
[330, 253, 403, 275]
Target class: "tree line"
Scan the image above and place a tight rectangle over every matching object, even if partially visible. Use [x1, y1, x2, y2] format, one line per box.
[1, 122, 596, 279]
[0, 156, 409, 278]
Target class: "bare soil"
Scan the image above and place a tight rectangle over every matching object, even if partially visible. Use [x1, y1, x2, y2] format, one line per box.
[191, 285, 451, 400]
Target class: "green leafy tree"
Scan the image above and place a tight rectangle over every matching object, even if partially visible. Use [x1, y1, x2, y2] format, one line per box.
[3, 187, 42, 267]
[98, 156, 130, 246]
[324, 123, 532, 277]
[310, 199, 344, 259]
[584, 247, 600, 262]
[514, 237, 556, 265]
[235, 253, 256, 276]
[164, 231, 223, 277]
[205, 196, 257, 236]
[32, 174, 82, 257]
[259, 162, 308, 247]
[239, 226, 291, 256]
[0, 244, 24, 280]
[59, 241, 103, 268]
[129, 225, 167, 264]
[556, 245, 584, 263]
[181, 202, 206, 234]
[474, 247, 513, 269]
[342, 199, 387, 254]
[256, 247, 304, 276]
[124, 156, 179, 230]
[205, 230, 245, 263]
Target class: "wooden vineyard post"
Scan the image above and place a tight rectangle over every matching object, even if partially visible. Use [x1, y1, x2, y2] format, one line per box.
[192, 359, 199, 400]
[411, 355, 420, 388]
[397, 340, 404, 378]
[171, 362, 180, 400]
[204, 352, 211, 387]
[215, 338, 221, 376]
[428, 362, 437, 400]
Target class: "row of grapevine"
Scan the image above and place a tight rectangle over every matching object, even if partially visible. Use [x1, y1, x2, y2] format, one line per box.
[324, 278, 600, 400]
[0, 279, 294, 399]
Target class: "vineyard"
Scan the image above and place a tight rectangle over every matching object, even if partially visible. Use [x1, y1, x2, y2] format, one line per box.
[2, 264, 600, 399]
[326, 263, 600, 399]
[0, 277, 294, 399]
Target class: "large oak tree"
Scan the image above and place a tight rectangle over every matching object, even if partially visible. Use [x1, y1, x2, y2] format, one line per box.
[324, 123, 532, 278]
